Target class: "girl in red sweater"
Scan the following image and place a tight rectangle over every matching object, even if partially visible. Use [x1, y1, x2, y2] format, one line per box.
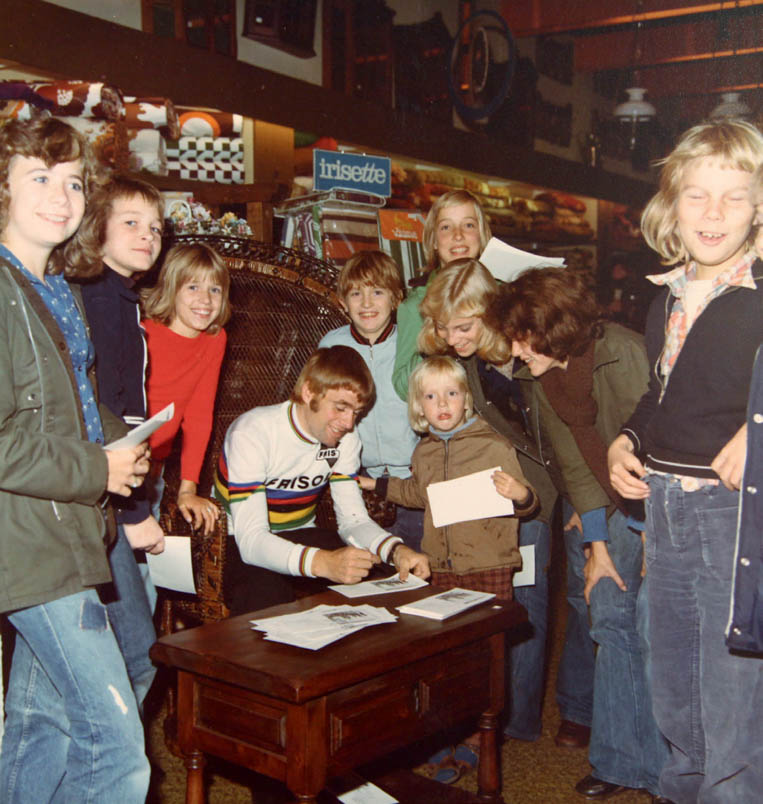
[142, 243, 231, 534]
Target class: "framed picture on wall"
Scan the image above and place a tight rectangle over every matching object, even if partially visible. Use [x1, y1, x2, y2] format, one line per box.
[243, 0, 317, 58]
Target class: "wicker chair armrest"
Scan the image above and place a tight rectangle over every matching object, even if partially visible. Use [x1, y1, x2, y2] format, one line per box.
[315, 488, 397, 532]
[158, 499, 229, 622]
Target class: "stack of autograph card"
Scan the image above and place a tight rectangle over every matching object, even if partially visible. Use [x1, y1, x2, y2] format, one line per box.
[397, 588, 496, 620]
[250, 604, 396, 650]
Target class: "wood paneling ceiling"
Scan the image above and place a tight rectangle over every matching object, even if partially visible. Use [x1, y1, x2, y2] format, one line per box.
[501, 0, 762, 123]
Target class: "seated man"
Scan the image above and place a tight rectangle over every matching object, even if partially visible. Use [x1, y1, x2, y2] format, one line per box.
[216, 345, 430, 615]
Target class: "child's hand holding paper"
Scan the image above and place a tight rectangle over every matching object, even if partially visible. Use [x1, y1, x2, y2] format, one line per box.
[426, 466, 514, 528]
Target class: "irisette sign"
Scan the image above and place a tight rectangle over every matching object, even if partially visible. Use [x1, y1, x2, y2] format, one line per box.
[313, 149, 391, 196]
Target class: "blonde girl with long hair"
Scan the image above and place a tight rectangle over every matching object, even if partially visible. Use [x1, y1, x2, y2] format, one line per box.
[142, 242, 231, 535]
[391, 189, 491, 399]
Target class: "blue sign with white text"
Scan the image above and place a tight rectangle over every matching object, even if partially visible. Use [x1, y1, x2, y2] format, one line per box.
[313, 149, 391, 197]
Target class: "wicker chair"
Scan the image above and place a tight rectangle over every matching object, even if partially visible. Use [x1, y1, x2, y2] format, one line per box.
[156, 235, 395, 637]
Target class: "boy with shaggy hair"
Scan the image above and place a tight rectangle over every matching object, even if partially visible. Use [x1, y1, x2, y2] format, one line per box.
[320, 250, 424, 549]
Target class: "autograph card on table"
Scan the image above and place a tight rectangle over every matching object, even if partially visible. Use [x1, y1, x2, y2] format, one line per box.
[329, 572, 428, 598]
[105, 403, 174, 450]
[251, 604, 396, 650]
[427, 466, 513, 528]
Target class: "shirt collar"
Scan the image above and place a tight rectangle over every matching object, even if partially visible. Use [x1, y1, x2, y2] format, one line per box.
[101, 263, 139, 299]
[288, 401, 317, 444]
[647, 251, 757, 297]
[0, 243, 39, 283]
[430, 414, 477, 440]
[348, 313, 396, 346]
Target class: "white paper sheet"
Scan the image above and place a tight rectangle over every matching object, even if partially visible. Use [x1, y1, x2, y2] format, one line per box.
[105, 403, 174, 450]
[426, 467, 513, 528]
[146, 535, 196, 594]
[396, 587, 496, 620]
[251, 604, 396, 650]
[479, 237, 565, 284]
[329, 572, 428, 598]
[338, 781, 398, 804]
[512, 544, 536, 588]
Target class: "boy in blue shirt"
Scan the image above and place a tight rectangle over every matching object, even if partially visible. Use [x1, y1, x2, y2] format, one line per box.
[320, 250, 423, 549]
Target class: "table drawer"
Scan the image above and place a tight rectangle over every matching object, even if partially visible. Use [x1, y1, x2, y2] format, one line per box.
[185, 674, 289, 768]
[326, 639, 494, 765]
[328, 673, 419, 760]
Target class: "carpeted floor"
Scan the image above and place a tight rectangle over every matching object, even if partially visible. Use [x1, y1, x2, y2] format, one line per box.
[144, 523, 656, 804]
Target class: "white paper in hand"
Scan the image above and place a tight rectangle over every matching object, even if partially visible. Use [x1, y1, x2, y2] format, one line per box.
[479, 237, 565, 284]
[512, 544, 536, 587]
[146, 535, 196, 594]
[105, 403, 174, 450]
[426, 466, 513, 528]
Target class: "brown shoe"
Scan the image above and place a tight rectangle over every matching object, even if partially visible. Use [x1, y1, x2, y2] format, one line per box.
[575, 774, 625, 798]
[555, 719, 591, 748]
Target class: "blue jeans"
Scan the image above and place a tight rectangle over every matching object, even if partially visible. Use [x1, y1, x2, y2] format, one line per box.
[106, 525, 158, 709]
[645, 474, 762, 803]
[504, 518, 550, 741]
[390, 504, 425, 553]
[556, 501, 595, 727]
[0, 590, 150, 803]
[587, 509, 667, 792]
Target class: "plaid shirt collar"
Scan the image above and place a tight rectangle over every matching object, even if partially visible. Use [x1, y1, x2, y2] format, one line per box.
[647, 250, 757, 393]
[647, 250, 757, 296]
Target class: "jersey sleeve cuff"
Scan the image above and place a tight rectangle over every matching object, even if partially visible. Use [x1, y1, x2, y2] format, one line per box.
[375, 533, 402, 563]
[288, 545, 319, 578]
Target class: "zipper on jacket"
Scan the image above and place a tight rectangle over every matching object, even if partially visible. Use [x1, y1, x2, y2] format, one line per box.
[655, 291, 671, 402]
[368, 344, 384, 470]
[443, 438, 452, 569]
[529, 402, 549, 470]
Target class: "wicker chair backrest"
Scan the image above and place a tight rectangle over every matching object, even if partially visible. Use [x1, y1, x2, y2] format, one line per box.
[156, 237, 394, 626]
[160, 236, 347, 496]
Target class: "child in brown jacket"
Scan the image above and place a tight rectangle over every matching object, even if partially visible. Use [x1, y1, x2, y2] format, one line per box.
[359, 355, 537, 783]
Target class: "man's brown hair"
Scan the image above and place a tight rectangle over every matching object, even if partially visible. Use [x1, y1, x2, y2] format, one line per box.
[290, 346, 375, 410]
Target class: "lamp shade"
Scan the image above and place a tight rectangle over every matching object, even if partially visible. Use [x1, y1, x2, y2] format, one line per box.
[709, 92, 752, 120]
[614, 87, 656, 122]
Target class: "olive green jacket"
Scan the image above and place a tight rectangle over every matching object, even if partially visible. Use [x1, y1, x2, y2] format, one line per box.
[463, 355, 561, 523]
[513, 323, 649, 517]
[0, 257, 126, 613]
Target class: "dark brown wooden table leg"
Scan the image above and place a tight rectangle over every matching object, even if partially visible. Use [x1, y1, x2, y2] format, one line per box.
[477, 711, 504, 804]
[184, 749, 206, 804]
[285, 698, 327, 804]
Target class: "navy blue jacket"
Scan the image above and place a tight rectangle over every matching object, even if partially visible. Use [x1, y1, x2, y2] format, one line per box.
[623, 258, 763, 477]
[726, 345, 763, 653]
[80, 265, 150, 525]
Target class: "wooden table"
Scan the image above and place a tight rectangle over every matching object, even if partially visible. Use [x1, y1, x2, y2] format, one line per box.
[150, 587, 526, 804]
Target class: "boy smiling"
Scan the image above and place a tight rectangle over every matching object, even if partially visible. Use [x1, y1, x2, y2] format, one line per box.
[320, 250, 423, 549]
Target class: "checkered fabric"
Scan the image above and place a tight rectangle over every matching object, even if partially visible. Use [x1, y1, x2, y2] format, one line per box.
[431, 568, 513, 601]
[165, 136, 244, 183]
